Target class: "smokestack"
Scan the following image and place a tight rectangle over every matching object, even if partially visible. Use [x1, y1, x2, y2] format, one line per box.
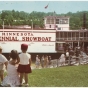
[83, 13, 86, 29]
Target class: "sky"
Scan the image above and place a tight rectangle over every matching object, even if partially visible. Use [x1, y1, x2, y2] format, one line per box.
[0, 1, 88, 14]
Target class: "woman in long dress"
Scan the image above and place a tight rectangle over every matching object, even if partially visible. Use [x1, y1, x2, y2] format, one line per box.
[59, 54, 66, 66]
[35, 55, 40, 68]
[44, 55, 49, 68]
[41, 55, 44, 68]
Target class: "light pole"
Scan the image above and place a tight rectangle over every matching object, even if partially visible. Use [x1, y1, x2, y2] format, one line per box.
[3, 20, 4, 30]
[30, 19, 34, 44]
[2, 20, 6, 44]
[31, 19, 33, 33]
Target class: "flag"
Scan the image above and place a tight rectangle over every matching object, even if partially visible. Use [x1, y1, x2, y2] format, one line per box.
[45, 4, 49, 9]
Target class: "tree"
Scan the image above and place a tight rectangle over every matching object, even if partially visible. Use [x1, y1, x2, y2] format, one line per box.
[0, 10, 88, 29]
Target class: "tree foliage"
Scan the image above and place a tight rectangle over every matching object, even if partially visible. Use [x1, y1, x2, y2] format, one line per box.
[0, 10, 88, 29]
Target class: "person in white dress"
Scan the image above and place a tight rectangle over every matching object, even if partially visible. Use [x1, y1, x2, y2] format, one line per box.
[59, 54, 66, 66]
[66, 50, 69, 64]
[35, 55, 40, 68]
[1, 50, 20, 87]
[0, 46, 8, 84]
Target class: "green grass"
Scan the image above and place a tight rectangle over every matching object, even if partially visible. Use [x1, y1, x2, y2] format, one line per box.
[28, 65, 88, 87]
[1, 64, 88, 87]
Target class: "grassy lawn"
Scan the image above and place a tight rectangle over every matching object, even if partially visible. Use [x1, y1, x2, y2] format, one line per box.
[28, 64, 88, 87]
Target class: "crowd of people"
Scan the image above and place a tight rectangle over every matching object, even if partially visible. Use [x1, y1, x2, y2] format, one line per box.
[0, 43, 88, 87]
[0, 44, 32, 87]
[35, 55, 52, 68]
[34, 46, 88, 68]
[65, 46, 88, 65]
